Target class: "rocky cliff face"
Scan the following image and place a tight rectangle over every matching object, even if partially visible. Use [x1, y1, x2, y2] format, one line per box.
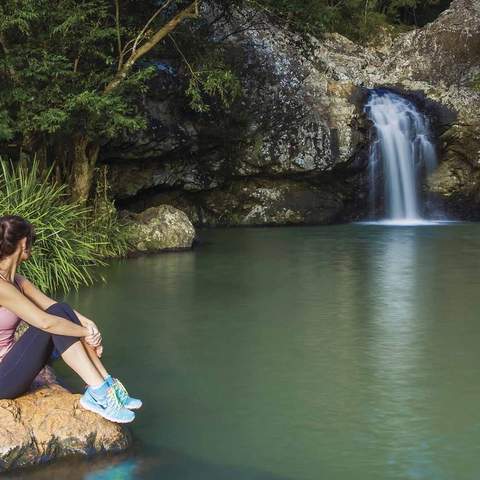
[103, 0, 480, 225]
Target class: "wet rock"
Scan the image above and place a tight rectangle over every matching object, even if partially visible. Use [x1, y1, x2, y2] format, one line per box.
[120, 204, 196, 254]
[426, 124, 480, 217]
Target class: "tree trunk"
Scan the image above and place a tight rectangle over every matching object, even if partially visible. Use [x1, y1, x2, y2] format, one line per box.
[33, 142, 48, 175]
[53, 140, 69, 185]
[69, 134, 100, 204]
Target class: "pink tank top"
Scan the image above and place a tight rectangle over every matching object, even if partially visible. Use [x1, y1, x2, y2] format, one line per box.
[0, 276, 23, 362]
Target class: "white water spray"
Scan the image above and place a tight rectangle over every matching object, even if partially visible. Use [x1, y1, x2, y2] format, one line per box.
[364, 89, 438, 223]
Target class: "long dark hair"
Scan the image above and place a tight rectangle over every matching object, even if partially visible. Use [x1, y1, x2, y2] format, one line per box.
[0, 215, 36, 260]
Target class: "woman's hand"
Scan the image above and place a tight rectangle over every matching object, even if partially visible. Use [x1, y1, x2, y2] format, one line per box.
[83, 320, 102, 348]
[78, 315, 104, 357]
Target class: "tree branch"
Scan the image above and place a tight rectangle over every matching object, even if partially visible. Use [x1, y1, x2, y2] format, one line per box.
[115, 0, 123, 71]
[104, 0, 198, 94]
[168, 32, 196, 78]
[131, 0, 175, 54]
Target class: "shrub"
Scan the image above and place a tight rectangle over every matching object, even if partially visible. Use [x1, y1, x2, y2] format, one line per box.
[85, 164, 130, 260]
[0, 156, 128, 294]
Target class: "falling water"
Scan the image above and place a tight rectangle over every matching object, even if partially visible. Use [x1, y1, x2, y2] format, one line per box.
[364, 89, 438, 223]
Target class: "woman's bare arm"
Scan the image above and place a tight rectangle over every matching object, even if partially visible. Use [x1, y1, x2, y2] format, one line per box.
[0, 279, 90, 337]
[17, 275, 98, 328]
[15, 274, 57, 311]
[15, 274, 102, 346]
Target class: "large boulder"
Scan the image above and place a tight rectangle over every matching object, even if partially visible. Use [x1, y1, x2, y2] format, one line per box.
[0, 366, 131, 472]
[383, 0, 480, 87]
[121, 204, 196, 254]
[102, 0, 480, 224]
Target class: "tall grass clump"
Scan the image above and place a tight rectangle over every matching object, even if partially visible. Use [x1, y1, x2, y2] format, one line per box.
[81, 164, 130, 260]
[0, 156, 129, 294]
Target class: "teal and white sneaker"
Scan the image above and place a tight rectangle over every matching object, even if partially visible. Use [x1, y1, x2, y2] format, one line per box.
[111, 377, 143, 410]
[79, 385, 135, 423]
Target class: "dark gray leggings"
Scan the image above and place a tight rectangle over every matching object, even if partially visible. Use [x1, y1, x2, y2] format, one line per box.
[0, 301, 82, 399]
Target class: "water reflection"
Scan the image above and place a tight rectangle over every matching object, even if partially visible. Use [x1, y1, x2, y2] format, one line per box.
[3, 446, 294, 480]
[367, 229, 433, 476]
[85, 458, 137, 480]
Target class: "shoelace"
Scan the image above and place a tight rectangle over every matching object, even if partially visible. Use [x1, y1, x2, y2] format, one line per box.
[105, 386, 124, 411]
[113, 378, 130, 403]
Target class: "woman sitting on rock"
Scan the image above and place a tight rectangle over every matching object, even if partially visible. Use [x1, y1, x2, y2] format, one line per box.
[0, 214, 141, 423]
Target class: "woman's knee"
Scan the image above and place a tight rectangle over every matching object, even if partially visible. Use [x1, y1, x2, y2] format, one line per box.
[45, 302, 80, 325]
[46, 301, 65, 313]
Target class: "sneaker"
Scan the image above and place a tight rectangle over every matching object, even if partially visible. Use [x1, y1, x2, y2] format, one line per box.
[111, 377, 143, 410]
[79, 385, 135, 423]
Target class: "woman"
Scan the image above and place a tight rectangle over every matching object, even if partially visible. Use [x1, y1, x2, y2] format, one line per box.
[0, 214, 141, 424]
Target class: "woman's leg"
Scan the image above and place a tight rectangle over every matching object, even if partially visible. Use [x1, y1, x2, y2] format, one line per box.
[44, 302, 105, 386]
[51, 302, 110, 379]
[0, 323, 55, 399]
[81, 340, 109, 378]
[0, 301, 104, 399]
[44, 304, 136, 422]
[59, 341, 105, 385]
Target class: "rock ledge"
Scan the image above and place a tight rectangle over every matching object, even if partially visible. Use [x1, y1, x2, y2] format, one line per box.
[0, 366, 132, 473]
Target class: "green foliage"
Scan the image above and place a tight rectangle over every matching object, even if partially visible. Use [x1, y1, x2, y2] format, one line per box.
[250, 0, 450, 42]
[88, 164, 130, 259]
[0, 0, 159, 148]
[0, 0, 245, 168]
[0, 156, 128, 294]
[186, 66, 242, 112]
[248, 0, 331, 37]
[0, 111, 13, 141]
[160, 26, 243, 113]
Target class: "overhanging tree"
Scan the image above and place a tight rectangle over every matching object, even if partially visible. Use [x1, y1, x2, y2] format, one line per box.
[0, 0, 239, 203]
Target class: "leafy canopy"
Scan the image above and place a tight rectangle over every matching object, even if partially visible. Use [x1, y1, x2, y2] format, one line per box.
[0, 1, 178, 145]
[250, 0, 451, 42]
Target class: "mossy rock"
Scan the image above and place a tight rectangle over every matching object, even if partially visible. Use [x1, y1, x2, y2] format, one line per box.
[121, 205, 196, 254]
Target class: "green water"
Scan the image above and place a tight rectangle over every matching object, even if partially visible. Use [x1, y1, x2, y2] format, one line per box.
[9, 223, 480, 480]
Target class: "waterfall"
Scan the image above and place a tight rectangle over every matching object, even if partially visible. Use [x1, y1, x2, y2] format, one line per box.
[364, 89, 438, 223]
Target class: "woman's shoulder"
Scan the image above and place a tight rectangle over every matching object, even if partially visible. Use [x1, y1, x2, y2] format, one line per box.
[0, 273, 25, 305]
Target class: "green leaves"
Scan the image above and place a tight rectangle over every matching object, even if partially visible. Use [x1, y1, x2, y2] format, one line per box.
[168, 42, 243, 113]
[187, 68, 242, 113]
[0, 156, 129, 294]
[0, 1, 39, 35]
[0, 0, 249, 149]
[251, 0, 448, 42]
[0, 111, 14, 141]
[30, 108, 69, 134]
[0, 0, 152, 143]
